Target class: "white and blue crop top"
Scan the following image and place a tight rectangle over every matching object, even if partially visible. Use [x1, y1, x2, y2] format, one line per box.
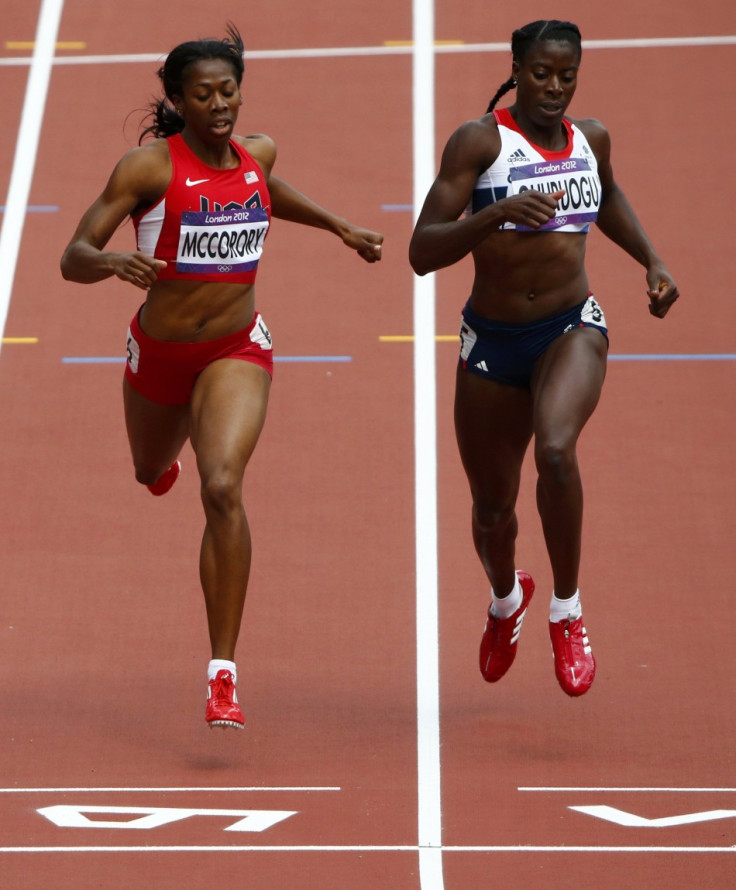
[469, 107, 601, 233]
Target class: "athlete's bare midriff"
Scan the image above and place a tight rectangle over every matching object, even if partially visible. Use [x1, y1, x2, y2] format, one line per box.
[139, 280, 256, 342]
[469, 230, 590, 323]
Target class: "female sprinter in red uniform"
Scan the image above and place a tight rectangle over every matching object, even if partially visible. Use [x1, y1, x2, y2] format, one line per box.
[409, 20, 678, 696]
[61, 25, 383, 729]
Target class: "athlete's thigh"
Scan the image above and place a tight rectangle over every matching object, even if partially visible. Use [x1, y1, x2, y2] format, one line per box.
[123, 377, 191, 470]
[454, 365, 533, 498]
[189, 359, 271, 477]
[531, 327, 608, 441]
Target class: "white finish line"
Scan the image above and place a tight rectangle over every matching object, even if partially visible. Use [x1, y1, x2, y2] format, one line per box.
[1, 845, 734, 854]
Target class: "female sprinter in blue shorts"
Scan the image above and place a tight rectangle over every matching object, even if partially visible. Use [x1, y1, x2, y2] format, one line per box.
[409, 19, 678, 696]
[61, 25, 382, 729]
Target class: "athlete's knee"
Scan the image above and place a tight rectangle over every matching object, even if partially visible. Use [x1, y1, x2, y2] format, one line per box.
[200, 469, 243, 517]
[534, 438, 578, 488]
[472, 494, 517, 534]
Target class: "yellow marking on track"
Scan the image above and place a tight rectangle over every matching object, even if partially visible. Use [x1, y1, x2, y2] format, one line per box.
[2, 337, 38, 344]
[5, 41, 86, 50]
[383, 40, 465, 47]
[380, 335, 458, 343]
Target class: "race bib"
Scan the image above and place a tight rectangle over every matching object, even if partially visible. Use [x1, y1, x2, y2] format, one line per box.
[176, 207, 269, 275]
[509, 157, 601, 231]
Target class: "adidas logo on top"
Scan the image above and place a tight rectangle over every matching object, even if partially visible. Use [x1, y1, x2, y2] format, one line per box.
[507, 147, 528, 163]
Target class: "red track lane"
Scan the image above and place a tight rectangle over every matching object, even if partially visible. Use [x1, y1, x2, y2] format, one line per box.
[1, 2, 736, 888]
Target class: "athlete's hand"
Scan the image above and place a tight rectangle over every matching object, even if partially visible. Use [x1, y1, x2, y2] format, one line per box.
[646, 266, 679, 318]
[501, 188, 566, 229]
[111, 252, 167, 290]
[341, 225, 384, 263]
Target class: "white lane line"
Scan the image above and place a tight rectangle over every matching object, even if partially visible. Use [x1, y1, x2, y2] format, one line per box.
[0, 0, 64, 356]
[1, 844, 734, 854]
[0, 787, 340, 793]
[1, 34, 734, 66]
[412, 3, 444, 890]
[519, 787, 736, 793]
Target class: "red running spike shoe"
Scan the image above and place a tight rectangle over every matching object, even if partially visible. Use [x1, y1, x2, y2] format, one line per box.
[479, 571, 535, 682]
[549, 615, 596, 697]
[205, 669, 245, 730]
[147, 460, 181, 496]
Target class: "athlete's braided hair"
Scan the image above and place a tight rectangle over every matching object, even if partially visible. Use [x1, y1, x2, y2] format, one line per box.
[485, 20, 582, 114]
[139, 23, 245, 142]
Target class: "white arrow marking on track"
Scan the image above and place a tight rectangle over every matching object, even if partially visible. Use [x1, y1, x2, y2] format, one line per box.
[570, 805, 736, 828]
[37, 805, 297, 832]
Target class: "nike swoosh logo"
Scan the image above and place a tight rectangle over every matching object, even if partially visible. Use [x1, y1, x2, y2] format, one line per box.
[185, 177, 210, 186]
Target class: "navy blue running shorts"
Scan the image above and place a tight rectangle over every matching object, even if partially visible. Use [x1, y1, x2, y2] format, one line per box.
[459, 294, 609, 388]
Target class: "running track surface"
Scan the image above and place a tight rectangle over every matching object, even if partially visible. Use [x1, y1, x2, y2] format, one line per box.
[1, 2, 736, 888]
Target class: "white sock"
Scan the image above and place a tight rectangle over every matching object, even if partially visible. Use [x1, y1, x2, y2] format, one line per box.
[491, 573, 523, 619]
[550, 590, 582, 623]
[208, 659, 237, 684]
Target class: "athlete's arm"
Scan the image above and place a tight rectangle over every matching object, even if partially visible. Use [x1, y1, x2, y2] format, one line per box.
[60, 144, 169, 290]
[267, 175, 383, 263]
[237, 132, 382, 262]
[581, 118, 679, 318]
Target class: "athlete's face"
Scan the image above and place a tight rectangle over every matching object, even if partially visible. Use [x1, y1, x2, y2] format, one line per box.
[174, 58, 243, 142]
[513, 40, 580, 128]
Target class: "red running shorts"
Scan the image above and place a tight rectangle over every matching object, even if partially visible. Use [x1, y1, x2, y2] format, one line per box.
[125, 309, 273, 405]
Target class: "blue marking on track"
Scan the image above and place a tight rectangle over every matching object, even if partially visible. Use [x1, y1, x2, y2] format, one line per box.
[61, 353, 735, 365]
[273, 356, 352, 363]
[608, 354, 736, 361]
[61, 356, 353, 364]
[0, 205, 59, 212]
[62, 357, 123, 364]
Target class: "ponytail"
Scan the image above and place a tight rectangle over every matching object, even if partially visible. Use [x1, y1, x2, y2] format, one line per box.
[486, 77, 516, 114]
[139, 100, 184, 142]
